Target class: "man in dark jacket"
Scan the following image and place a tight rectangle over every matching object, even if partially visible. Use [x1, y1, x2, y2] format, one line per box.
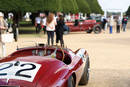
[122, 16, 128, 32]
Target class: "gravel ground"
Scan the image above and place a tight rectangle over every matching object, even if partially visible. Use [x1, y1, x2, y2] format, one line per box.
[0, 23, 130, 87]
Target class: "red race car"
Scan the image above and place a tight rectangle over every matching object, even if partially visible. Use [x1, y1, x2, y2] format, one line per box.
[65, 19, 102, 34]
[0, 44, 90, 87]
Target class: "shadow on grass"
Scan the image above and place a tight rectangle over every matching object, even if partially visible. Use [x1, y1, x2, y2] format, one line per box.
[19, 26, 36, 34]
[18, 21, 37, 34]
[19, 30, 36, 34]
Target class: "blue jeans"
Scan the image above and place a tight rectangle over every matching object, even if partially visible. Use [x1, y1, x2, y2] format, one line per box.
[36, 24, 41, 33]
[109, 26, 112, 34]
[122, 24, 127, 32]
[47, 31, 54, 45]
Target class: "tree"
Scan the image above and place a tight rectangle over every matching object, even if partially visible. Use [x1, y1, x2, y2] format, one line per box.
[61, 0, 79, 13]
[126, 6, 130, 16]
[0, 0, 31, 12]
[86, 0, 103, 14]
[76, 0, 91, 14]
[28, 0, 79, 13]
[0, 0, 32, 24]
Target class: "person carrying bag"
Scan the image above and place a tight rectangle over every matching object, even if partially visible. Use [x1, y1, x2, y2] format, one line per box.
[0, 12, 14, 43]
[0, 12, 8, 42]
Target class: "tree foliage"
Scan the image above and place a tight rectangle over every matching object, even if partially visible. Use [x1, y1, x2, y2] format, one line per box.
[29, 0, 62, 12]
[61, 0, 78, 13]
[0, 0, 103, 14]
[0, 0, 79, 13]
[76, 0, 91, 14]
[86, 0, 103, 14]
[0, 0, 31, 12]
[126, 6, 130, 16]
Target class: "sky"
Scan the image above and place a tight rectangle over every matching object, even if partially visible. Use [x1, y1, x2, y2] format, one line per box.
[98, 0, 130, 12]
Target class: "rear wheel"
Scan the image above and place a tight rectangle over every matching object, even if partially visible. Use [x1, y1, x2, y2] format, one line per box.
[79, 58, 90, 85]
[68, 75, 75, 87]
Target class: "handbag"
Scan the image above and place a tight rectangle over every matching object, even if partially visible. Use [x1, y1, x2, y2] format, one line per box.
[8, 27, 13, 32]
[1, 33, 14, 43]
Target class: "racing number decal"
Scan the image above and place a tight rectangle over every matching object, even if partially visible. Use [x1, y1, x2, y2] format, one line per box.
[0, 63, 13, 76]
[0, 61, 41, 82]
[15, 63, 36, 78]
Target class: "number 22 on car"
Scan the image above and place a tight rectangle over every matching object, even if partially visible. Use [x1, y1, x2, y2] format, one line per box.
[0, 61, 41, 82]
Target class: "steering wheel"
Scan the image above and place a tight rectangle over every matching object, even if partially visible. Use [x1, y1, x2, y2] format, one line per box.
[58, 46, 65, 61]
[43, 45, 65, 61]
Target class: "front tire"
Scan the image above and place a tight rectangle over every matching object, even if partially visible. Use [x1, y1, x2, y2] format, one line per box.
[93, 25, 101, 34]
[79, 57, 90, 85]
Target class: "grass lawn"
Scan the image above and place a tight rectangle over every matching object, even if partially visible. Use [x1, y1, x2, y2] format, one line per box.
[18, 25, 45, 38]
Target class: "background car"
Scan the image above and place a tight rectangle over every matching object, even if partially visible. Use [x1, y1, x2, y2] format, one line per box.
[0, 44, 90, 87]
[66, 19, 102, 34]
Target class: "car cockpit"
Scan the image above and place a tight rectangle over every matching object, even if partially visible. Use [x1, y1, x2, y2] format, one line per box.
[10, 43, 72, 65]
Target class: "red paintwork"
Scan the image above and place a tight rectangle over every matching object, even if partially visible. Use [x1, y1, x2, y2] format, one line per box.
[0, 46, 89, 87]
[66, 20, 100, 32]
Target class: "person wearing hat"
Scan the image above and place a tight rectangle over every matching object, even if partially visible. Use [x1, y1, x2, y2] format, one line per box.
[0, 12, 8, 42]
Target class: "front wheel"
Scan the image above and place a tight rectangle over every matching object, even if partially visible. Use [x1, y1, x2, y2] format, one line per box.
[93, 25, 101, 34]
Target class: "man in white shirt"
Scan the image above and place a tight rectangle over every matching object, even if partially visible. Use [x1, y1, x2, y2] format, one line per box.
[35, 15, 41, 33]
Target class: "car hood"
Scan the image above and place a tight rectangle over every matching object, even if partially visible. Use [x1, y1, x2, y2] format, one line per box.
[0, 56, 69, 87]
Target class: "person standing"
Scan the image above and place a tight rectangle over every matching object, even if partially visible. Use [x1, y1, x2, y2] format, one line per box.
[46, 13, 57, 46]
[116, 16, 121, 33]
[56, 15, 65, 47]
[0, 12, 8, 41]
[35, 14, 41, 33]
[101, 16, 107, 30]
[0, 12, 8, 57]
[122, 16, 128, 32]
[109, 16, 114, 34]
[12, 22, 18, 42]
